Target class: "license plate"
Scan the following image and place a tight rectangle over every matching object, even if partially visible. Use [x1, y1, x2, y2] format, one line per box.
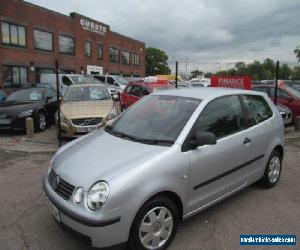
[0, 119, 11, 124]
[77, 126, 96, 133]
[46, 197, 60, 222]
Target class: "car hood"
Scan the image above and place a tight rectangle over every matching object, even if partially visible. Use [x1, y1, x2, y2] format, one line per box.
[61, 100, 113, 119]
[0, 101, 42, 115]
[52, 129, 169, 188]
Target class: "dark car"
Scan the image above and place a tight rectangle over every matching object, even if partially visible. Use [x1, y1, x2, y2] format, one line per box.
[0, 87, 57, 131]
[252, 84, 300, 121]
[0, 90, 7, 104]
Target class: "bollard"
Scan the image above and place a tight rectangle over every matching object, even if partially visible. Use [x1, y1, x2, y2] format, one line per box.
[295, 116, 300, 131]
[26, 117, 34, 138]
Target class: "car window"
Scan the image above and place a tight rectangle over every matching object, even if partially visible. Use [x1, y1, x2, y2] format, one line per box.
[129, 86, 142, 97]
[242, 95, 273, 126]
[107, 77, 115, 85]
[193, 95, 244, 139]
[124, 86, 132, 94]
[269, 88, 290, 99]
[45, 89, 56, 98]
[141, 86, 150, 96]
[96, 76, 105, 82]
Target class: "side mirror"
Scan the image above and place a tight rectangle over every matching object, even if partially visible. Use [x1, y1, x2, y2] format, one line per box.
[189, 131, 217, 150]
[46, 96, 52, 103]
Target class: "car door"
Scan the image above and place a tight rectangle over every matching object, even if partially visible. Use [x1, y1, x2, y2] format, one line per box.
[186, 95, 264, 213]
[121, 85, 132, 108]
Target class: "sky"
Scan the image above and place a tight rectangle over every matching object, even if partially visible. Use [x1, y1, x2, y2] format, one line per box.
[26, 0, 300, 64]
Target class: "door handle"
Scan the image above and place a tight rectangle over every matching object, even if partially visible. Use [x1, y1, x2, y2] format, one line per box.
[244, 137, 252, 144]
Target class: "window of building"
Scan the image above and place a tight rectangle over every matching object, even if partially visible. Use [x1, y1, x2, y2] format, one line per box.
[193, 95, 244, 139]
[1, 22, 26, 47]
[3, 66, 28, 86]
[109, 47, 119, 63]
[98, 44, 103, 60]
[122, 51, 130, 64]
[35, 68, 54, 82]
[134, 54, 140, 65]
[59, 35, 75, 55]
[242, 95, 273, 126]
[33, 29, 53, 51]
[85, 41, 91, 57]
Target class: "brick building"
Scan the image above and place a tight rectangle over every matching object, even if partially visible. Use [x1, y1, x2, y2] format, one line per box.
[0, 0, 145, 90]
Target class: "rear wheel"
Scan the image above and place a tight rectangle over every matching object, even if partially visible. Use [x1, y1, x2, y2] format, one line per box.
[129, 196, 178, 250]
[259, 150, 282, 188]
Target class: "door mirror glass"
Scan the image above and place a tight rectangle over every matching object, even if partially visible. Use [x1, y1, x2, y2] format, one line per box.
[190, 131, 216, 149]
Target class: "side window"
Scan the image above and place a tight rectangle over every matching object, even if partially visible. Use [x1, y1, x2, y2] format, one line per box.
[193, 95, 244, 139]
[97, 76, 105, 82]
[129, 86, 142, 97]
[125, 86, 132, 94]
[45, 89, 56, 98]
[107, 77, 115, 85]
[242, 95, 273, 126]
[141, 86, 149, 96]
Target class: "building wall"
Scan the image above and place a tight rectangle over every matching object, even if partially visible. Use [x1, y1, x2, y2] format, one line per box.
[0, 0, 145, 90]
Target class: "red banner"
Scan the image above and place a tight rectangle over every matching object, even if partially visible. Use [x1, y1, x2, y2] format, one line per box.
[211, 76, 252, 90]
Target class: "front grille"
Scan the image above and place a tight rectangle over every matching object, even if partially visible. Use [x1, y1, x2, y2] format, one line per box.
[0, 114, 13, 119]
[48, 170, 75, 200]
[60, 222, 92, 246]
[71, 117, 102, 126]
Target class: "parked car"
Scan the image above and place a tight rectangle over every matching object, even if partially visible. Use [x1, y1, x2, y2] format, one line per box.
[0, 87, 57, 131]
[94, 75, 128, 96]
[0, 90, 7, 104]
[276, 104, 292, 125]
[58, 83, 118, 137]
[252, 84, 300, 121]
[43, 88, 284, 249]
[120, 81, 173, 110]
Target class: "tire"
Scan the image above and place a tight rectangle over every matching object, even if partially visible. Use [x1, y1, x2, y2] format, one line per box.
[128, 196, 178, 250]
[35, 111, 47, 132]
[259, 150, 282, 188]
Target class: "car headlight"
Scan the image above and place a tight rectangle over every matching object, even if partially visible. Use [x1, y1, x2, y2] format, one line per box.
[107, 106, 118, 120]
[18, 109, 33, 118]
[87, 181, 109, 211]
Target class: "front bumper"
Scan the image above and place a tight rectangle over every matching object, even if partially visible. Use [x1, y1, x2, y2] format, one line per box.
[0, 117, 28, 131]
[60, 120, 105, 138]
[43, 172, 129, 248]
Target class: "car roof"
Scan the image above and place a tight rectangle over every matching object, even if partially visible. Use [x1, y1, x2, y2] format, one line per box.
[153, 87, 265, 100]
[69, 83, 106, 87]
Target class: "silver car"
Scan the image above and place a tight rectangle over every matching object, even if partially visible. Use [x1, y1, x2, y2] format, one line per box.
[43, 88, 284, 249]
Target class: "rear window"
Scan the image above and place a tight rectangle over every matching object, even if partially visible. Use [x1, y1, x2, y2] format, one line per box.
[242, 95, 273, 126]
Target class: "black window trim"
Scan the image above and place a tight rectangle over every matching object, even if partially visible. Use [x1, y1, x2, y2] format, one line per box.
[59, 34, 75, 55]
[1, 21, 27, 48]
[3, 65, 28, 88]
[182, 94, 247, 152]
[33, 28, 54, 52]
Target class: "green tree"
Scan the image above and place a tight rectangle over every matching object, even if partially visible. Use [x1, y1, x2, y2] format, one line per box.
[279, 63, 292, 79]
[235, 62, 247, 75]
[190, 70, 203, 79]
[294, 46, 300, 62]
[291, 66, 300, 80]
[145, 47, 171, 75]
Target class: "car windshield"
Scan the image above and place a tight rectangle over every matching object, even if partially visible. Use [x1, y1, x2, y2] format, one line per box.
[115, 76, 128, 85]
[64, 86, 111, 102]
[286, 85, 300, 99]
[7, 89, 44, 102]
[105, 95, 201, 145]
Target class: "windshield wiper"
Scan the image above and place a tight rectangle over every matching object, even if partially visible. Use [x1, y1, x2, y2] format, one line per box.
[135, 138, 175, 145]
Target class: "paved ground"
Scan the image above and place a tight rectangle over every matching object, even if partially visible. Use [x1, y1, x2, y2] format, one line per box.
[0, 136, 299, 250]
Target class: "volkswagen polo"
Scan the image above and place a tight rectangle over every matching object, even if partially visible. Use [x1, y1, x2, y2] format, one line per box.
[43, 88, 284, 250]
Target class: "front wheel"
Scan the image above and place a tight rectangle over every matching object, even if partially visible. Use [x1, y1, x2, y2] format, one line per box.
[35, 111, 47, 131]
[129, 196, 178, 250]
[259, 150, 282, 188]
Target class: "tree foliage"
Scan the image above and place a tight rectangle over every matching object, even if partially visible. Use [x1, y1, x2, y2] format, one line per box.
[294, 46, 300, 62]
[215, 58, 300, 80]
[145, 47, 171, 75]
[190, 70, 203, 79]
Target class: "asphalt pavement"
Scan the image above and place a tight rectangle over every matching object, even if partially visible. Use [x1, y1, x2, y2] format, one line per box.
[0, 140, 299, 250]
